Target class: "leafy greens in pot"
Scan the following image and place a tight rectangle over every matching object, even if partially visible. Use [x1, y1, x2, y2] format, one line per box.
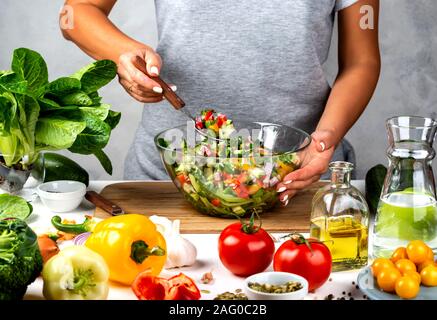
[0, 48, 120, 173]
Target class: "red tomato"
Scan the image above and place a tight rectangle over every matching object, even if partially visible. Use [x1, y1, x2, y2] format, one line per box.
[217, 114, 227, 127]
[176, 174, 187, 186]
[195, 116, 204, 129]
[218, 221, 275, 277]
[132, 272, 200, 300]
[204, 110, 214, 121]
[273, 234, 332, 291]
[211, 198, 221, 207]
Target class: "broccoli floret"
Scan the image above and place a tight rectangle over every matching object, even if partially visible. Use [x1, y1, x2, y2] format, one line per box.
[0, 219, 43, 300]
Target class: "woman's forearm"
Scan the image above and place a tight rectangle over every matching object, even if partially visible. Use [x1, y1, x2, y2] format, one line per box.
[316, 59, 381, 146]
[317, 0, 380, 147]
[61, 2, 148, 62]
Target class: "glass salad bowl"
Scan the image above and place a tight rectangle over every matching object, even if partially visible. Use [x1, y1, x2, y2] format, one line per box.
[155, 121, 311, 218]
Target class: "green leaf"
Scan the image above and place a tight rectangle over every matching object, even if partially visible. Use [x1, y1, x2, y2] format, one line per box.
[68, 113, 111, 154]
[71, 60, 117, 94]
[46, 77, 81, 96]
[88, 91, 103, 105]
[0, 91, 17, 134]
[79, 104, 110, 121]
[93, 149, 113, 175]
[0, 72, 28, 95]
[35, 117, 86, 149]
[11, 48, 48, 96]
[59, 91, 93, 106]
[15, 94, 40, 162]
[0, 194, 33, 220]
[105, 110, 121, 129]
[38, 97, 61, 111]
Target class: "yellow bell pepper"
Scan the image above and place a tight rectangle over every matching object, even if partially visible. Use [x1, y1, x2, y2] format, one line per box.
[85, 214, 167, 285]
[42, 246, 110, 300]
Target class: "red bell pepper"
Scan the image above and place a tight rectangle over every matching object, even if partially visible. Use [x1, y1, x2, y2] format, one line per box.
[131, 273, 168, 300]
[132, 272, 201, 300]
[166, 273, 201, 300]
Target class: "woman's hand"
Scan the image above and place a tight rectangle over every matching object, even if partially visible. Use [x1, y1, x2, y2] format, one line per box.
[275, 130, 335, 206]
[117, 47, 175, 103]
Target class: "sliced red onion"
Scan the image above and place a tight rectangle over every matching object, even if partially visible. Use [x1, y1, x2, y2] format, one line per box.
[73, 232, 92, 246]
[213, 171, 222, 182]
[269, 176, 280, 187]
[263, 162, 273, 177]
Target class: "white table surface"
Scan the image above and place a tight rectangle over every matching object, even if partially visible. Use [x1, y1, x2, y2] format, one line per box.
[24, 180, 368, 301]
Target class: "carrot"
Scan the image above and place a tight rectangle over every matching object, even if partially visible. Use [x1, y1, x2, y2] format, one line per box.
[37, 235, 60, 264]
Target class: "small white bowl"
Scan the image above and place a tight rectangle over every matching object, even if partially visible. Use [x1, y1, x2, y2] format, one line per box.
[37, 180, 86, 212]
[244, 272, 308, 300]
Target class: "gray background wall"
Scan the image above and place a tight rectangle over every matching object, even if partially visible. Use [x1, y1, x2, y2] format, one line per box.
[1, 0, 436, 180]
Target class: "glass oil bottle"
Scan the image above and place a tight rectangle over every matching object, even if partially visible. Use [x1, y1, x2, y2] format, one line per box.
[310, 161, 370, 271]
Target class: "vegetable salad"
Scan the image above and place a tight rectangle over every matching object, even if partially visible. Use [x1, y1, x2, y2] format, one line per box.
[159, 110, 300, 218]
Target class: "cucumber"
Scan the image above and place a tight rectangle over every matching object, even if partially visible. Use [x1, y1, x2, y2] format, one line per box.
[365, 164, 387, 215]
[35, 153, 89, 186]
[188, 174, 201, 193]
[232, 206, 246, 216]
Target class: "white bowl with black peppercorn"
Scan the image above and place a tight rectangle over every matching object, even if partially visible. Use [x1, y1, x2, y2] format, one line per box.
[244, 271, 308, 300]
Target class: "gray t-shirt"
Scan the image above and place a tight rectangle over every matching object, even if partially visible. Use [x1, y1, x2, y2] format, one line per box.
[124, 0, 359, 180]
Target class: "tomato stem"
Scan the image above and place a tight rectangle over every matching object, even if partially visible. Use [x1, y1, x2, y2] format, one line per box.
[240, 210, 262, 234]
[282, 233, 314, 255]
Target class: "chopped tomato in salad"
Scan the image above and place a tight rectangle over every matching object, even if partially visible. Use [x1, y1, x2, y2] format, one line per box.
[195, 109, 235, 139]
[163, 109, 300, 218]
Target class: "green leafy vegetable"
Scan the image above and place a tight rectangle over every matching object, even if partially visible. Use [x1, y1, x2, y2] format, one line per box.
[35, 118, 86, 149]
[0, 48, 120, 174]
[11, 48, 48, 96]
[105, 110, 121, 129]
[0, 194, 33, 220]
[46, 77, 81, 96]
[71, 59, 117, 94]
[93, 149, 113, 175]
[68, 113, 111, 154]
[58, 91, 93, 106]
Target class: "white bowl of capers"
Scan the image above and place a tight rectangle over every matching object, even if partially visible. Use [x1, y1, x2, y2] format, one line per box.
[244, 272, 308, 300]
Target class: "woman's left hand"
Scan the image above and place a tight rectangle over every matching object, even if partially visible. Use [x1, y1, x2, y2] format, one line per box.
[276, 130, 336, 206]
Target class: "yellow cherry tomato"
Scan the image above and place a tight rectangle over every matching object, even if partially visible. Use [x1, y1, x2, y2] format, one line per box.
[372, 258, 395, 277]
[395, 258, 417, 274]
[417, 260, 435, 273]
[403, 271, 421, 285]
[426, 247, 435, 262]
[420, 265, 437, 287]
[391, 247, 408, 263]
[406, 240, 430, 264]
[377, 268, 402, 293]
[395, 276, 420, 299]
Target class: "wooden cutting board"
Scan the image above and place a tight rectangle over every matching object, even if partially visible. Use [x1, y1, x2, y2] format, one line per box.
[94, 181, 327, 234]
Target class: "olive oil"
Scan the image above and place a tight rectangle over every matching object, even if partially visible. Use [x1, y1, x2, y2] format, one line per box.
[311, 216, 368, 271]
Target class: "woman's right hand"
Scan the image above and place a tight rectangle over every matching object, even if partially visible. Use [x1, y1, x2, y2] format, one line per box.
[117, 47, 175, 103]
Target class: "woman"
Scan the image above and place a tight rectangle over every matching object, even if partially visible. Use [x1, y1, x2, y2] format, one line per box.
[61, 0, 380, 205]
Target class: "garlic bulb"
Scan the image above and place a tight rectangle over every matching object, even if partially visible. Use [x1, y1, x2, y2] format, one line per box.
[150, 215, 197, 269]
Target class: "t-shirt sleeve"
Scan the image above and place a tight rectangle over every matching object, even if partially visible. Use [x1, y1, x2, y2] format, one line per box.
[335, 0, 359, 11]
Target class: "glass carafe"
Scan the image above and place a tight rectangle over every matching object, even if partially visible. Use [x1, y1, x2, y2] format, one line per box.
[373, 116, 437, 258]
[310, 161, 370, 271]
